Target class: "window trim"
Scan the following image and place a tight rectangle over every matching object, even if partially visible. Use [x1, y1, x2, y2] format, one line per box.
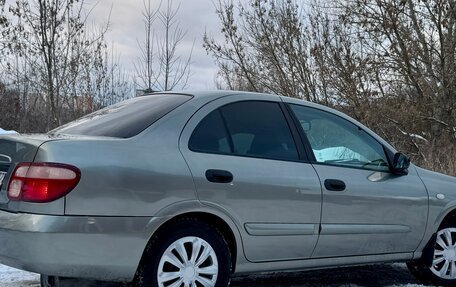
[218, 109, 235, 153]
[311, 161, 393, 173]
[188, 100, 306, 163]
[283, 103, 316, 163]
[279, 102, 309, 162]
[286, 103, 394, 173]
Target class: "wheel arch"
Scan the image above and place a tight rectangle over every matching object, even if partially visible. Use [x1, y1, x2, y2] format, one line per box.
[438, 208, 456, 230]
[408, 207, 456, 284]
[136, 209, 241, 279]
[418, 207, 456, 266]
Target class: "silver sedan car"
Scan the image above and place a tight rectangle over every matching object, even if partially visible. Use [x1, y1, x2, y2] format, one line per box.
[0, 91, 455, 287]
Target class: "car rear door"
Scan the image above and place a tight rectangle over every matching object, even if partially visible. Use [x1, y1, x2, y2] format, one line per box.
[179, 94, 322, 262]
[286, 102, 428, 258]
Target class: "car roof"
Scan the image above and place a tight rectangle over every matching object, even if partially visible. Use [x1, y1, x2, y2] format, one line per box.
[150, 90, 333, 115]
[147, 90, 278, 101]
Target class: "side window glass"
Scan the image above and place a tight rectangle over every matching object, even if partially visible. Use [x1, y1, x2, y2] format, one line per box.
[189, 101, 299, 161]
[290, 104, 389, 171]
[188, 110, 231, 154]
[220, 101, 298, 161]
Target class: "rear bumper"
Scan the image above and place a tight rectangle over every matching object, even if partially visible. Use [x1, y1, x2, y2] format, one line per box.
[0, 210, 154, 281]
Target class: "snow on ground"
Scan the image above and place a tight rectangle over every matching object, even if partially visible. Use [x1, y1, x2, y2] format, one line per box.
[231, 263, 427, 287]
[0, 264, 39, 287]
[0, 263, 428, 287]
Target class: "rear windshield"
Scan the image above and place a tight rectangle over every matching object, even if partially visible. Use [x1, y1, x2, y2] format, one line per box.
[50, 94, 191, 138]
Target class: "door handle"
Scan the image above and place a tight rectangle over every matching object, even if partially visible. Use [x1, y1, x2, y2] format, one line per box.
[324, 179, 346, 191]
[205, 169, 233, 183]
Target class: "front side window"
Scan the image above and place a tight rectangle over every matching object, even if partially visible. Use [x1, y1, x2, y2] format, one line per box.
[289, 104, 389, 171]
[189, 101, 299, 161]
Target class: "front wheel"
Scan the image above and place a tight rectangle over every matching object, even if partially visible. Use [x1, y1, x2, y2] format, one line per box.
[408, 227, 456, 286]
[134, 219, 231, 287]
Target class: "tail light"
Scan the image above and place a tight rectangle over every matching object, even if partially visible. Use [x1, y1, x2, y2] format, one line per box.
[7, 162, 81, 203]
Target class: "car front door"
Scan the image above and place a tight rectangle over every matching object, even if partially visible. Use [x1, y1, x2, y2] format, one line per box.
[179, 94, 322, 262]
[287, 102, 428, 258]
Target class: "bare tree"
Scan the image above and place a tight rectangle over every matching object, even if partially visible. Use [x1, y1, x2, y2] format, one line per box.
[1, 0, 133, 132]
[157, 0, 193, 91]
[334, 0, 456, 139]
[204, 0, 321, 101]
[0, 0, 8, 53]
[2, 0, 102, 128]
[0, 81, 20, 130]
[0, 0, 5, 23]
[135, 0, 193, 92]
[135, 0, 161, 93]
[205, 0, 456, 175]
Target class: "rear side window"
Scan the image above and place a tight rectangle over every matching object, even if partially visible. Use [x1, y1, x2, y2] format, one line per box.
[189, 101, 299, 161]
[188, 110, 231, 154]
[51, 94, 191, 138]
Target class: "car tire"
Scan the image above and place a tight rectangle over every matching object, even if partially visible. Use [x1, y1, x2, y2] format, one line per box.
[407, 226, 456, 286]
[133, 219, 231, 287]
[40, 275, 60, 287]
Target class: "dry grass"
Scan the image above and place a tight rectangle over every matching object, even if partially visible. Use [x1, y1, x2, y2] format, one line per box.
[415, 144, 456, 177]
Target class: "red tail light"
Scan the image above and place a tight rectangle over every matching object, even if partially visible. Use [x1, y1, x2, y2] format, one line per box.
[7, 162, 81, 203]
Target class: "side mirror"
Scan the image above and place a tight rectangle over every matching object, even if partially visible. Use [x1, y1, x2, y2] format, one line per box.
[392, 152, 410, 175]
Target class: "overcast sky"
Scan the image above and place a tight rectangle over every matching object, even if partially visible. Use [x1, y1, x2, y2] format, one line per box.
[89, 0, 222, 90]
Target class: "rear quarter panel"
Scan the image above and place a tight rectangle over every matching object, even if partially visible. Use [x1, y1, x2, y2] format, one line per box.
[35, 102, 199, 216]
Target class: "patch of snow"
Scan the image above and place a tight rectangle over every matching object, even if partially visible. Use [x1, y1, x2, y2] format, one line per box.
[230, 263, 427, 287]
[0, 263, 430, 287]
[0, 128, 18, 135]
[0, 264, 39, 287]
[399, 130, 428, 142]
[409, 134, 428, 142]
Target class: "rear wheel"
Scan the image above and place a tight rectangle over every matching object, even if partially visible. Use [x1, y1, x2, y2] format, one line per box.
[40, 275, 60, 287]
[134, 219, 231, 287]
[408, 227, 456, 286]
